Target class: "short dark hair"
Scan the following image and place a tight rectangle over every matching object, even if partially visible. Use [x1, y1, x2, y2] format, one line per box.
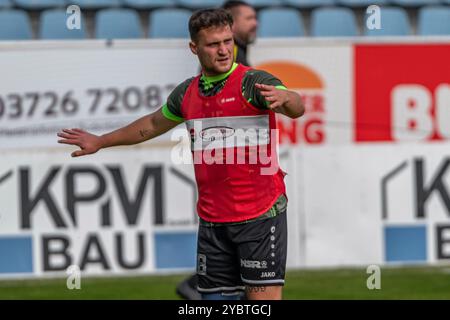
[222, 0, 251, 11]
[189, 8, 234, 42]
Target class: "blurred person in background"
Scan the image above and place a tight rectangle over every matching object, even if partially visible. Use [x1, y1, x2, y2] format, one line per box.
[223, 0, 258, 67]
[175, 0, 258, 300]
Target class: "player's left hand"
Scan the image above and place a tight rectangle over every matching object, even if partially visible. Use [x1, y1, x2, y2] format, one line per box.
[255, 83, 289, 113]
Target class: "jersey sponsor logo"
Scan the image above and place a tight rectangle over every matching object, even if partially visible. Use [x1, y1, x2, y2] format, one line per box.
[186, 115, 270, 151]
[181, 115, 279, 171]
[200, 126, 235, 142]
[240, 259, 267, 269]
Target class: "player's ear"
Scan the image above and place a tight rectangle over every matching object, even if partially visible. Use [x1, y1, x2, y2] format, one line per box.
[189, 41, 198, 55]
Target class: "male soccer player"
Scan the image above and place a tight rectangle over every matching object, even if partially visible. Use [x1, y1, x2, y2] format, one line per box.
[176, 1, 259, 300]
[57, 9, 304, 300]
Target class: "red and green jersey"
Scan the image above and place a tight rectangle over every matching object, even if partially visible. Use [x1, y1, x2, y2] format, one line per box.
[167, 63, 287, 223]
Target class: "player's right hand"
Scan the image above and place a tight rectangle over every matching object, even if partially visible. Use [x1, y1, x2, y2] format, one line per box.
[57, 128, 102, 157]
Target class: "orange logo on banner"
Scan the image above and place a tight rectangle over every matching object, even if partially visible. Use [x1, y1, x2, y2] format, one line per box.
[255, 61, 325, 144]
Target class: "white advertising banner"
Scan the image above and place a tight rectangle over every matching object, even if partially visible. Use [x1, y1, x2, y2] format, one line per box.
[2, 138, 449, 276]
[0, 41, 198, 149]
[0, 145, 195, 277]
[1, 39, 448, 149]
[301, 142, 450, 267]
[0, 143, 300, 277]
[0, 40, 354, 150]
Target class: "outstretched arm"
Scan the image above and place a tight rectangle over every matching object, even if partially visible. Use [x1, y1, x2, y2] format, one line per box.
[57, 108, 180, 157]
[255, 83, 304, 119]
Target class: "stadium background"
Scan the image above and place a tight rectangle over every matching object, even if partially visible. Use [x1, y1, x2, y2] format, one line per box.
[0, 0, 450, 299]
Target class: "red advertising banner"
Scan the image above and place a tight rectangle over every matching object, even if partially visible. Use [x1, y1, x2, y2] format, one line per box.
[354, 44, 450, 143]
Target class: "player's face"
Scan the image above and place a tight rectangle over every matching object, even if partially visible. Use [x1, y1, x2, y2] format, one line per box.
[232, 5, 258, 45]
[190, 25, 235, 77]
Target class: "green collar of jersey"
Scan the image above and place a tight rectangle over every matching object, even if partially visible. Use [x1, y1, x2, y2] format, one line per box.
[200, 63, 238, 90]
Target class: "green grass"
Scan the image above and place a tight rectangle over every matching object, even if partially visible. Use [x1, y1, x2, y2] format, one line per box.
[1, 266, 449, 299]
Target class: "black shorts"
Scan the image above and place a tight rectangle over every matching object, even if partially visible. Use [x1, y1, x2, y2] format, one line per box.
[196, 208, 287, 294]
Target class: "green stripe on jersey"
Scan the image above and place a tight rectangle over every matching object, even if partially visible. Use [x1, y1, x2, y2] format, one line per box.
[162, 104, 184, 123]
